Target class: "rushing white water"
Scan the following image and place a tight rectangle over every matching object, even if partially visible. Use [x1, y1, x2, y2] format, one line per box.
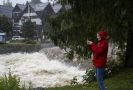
[0, 52, 85, 88]
[0, 43, 119, 88]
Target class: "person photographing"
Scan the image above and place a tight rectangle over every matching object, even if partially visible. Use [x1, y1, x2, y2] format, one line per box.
[87, 31, 108, 90]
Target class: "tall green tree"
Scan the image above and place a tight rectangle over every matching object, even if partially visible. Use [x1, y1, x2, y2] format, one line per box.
[21, 19, 36, 39]
[0, 15, 13, 34]
[43, 21, 51, 36]
[44, 21, 52, 32]
[26, 1, 29, 5]
[46, 0, 133, 67]
[30, 0, 42, 4]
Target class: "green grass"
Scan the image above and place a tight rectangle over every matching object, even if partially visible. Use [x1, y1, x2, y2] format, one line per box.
[45, 67, 133, 90]
[9, 39, 53, 44]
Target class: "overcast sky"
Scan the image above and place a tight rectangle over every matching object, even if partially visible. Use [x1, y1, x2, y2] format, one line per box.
[0, 0, 55, 7]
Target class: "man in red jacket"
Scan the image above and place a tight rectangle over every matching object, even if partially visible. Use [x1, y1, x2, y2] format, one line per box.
[87, 31, 108, 90]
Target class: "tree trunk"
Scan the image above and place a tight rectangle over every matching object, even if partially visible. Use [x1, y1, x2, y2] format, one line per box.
[125, 22, 133, 67]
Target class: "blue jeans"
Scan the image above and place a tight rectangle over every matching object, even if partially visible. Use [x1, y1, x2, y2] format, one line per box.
[95, 66, 105, 90]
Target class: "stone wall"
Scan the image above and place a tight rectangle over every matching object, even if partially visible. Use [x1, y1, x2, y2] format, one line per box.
[0, 44, 42, 54]
[0, 43, 55, 54]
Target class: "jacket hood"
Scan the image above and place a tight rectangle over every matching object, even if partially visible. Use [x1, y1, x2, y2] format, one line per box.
[97, 31, 107, 41]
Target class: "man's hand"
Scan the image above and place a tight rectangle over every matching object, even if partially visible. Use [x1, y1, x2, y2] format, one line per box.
[87, 40, 93, 45]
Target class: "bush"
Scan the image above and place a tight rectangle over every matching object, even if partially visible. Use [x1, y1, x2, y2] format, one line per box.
[0, 71, 35, 90]
[71, 47, 125, 85]
[82, 69, 96, 84]
[0, 71, 20, 90]
[81, 59, 121, 84]
[70, 76, 78, 85]
[25, 41, 36, 44]
[10, 39, 24, 43]
[22, 39, 31, 42]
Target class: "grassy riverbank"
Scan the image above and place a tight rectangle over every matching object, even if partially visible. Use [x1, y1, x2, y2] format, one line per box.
[45, 67, 133, 90]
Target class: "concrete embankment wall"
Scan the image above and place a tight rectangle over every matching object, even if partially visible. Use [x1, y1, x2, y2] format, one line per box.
[0, 43, 55, 54]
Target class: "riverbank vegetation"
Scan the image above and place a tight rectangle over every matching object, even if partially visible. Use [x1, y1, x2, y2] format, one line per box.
[0, 71, 34, 90]
[45, 67, 133, 90]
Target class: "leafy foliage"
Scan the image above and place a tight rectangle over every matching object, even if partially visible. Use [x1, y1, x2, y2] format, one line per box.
[70, 76, 78, 85]
[0, 71, 35, 90]
[82, 69, 96, 84]
[0, 71, 20, 90]
[46, 0, 132, 60]
[10, 39, 24, 43]
[25, 41, 36, 44]
[43, 21, 52, 37]
[71, 47, 126, 84]
[10, 39, 37, 44]
[0, 15, 13, 33]
[82, 59, 123, 84]
[21, 19, 37, 39]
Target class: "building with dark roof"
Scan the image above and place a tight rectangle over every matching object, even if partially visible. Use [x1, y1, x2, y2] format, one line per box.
[52, 4, 71, 13]
[17, 4, 26, 11]
[12, 2, 55, 38]
[11, 4, 26, 36]
[0, 5, 13, 19]
[12, 4, 26, 27]
[11, 2, 70, 39]
[18, 2, 54, 26]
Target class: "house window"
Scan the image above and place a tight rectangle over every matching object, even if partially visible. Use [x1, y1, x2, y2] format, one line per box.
[17, 13, 19, 16]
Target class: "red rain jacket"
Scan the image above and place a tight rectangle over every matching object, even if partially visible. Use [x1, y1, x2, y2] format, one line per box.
[88, 31, 108, 68]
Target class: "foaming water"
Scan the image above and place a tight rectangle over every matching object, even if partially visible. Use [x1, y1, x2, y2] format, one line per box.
[0, 52, 85, 88]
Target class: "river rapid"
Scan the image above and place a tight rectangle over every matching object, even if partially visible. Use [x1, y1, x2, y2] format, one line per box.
[0, 44, 117, 88]
[0, 51, 86, 88]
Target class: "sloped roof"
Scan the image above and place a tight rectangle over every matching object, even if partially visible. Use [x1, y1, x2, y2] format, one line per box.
[0, 5, 13, 18]
[52, 4, 62, 13]
[29, 2, 49, 11]
[36, 11, 44, 19]
[17, 4, 26, 11]
[52, 4, 71, 13]
[65, 5, 71, 10]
